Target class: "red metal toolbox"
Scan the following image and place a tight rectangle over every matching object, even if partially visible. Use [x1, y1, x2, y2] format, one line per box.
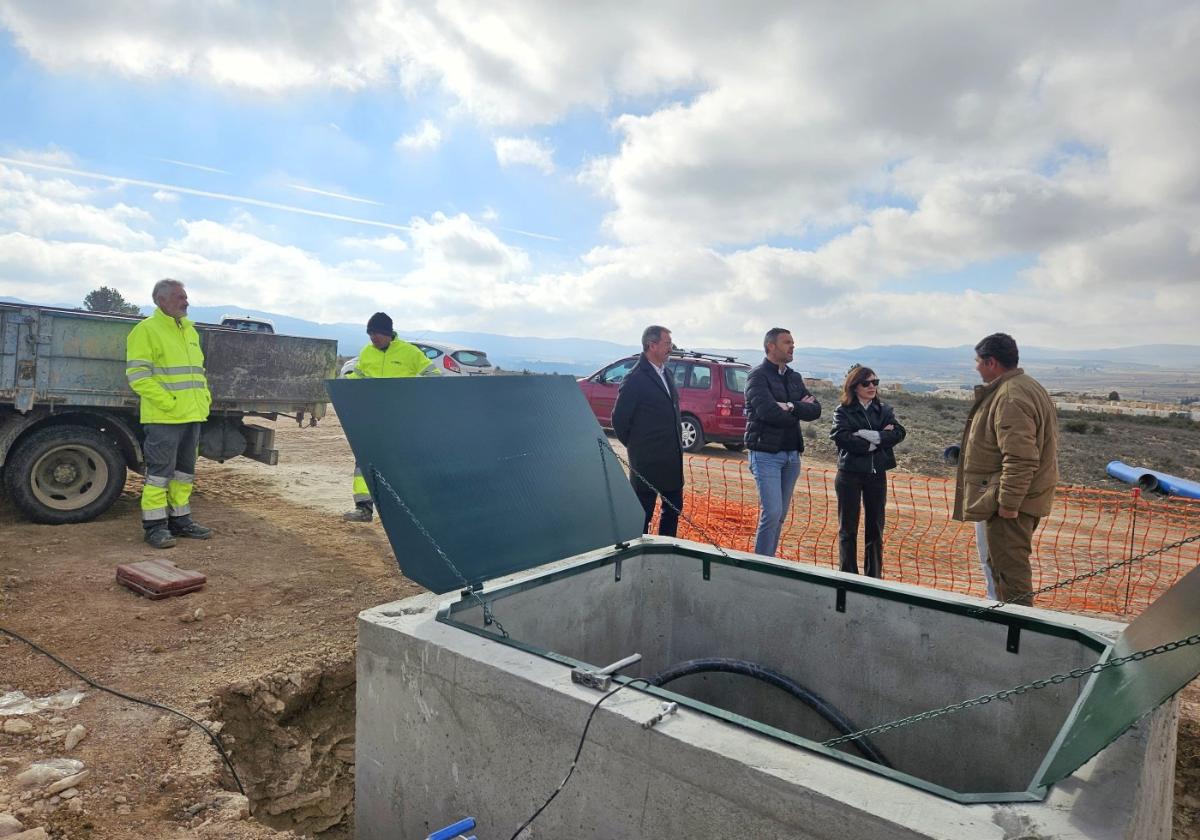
[116, 559, 206, 600]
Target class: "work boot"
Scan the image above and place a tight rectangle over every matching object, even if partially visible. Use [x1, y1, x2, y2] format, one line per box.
[170, 518, 213, 540]
[343, 505, 373, 523]
[144, 526, 177, 549]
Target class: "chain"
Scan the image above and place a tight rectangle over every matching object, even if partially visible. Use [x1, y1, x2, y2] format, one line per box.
[598, 438, 625, 545]
[823, 631, 1200, 748]
[971, 531, 1200, 615]
[599, 437, 736, 562]
[372, 469, 509, 639]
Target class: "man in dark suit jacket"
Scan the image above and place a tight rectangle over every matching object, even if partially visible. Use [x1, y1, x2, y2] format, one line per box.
[612, 325, 684, 537]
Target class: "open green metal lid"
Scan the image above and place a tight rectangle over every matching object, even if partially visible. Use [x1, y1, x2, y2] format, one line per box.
[326, 375, 644, 594]
[1035, 561, 1200, 787]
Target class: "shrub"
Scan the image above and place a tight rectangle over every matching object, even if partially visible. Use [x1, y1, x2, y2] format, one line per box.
[1064, 419, 1090, 434]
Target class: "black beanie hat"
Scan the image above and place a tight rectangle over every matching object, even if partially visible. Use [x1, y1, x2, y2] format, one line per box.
[366, 312, 393, 335]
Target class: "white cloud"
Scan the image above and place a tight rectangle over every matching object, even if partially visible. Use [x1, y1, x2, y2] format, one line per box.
[408, 211, 528, 275]
[0, 216, 410, 320]
[2, 4, 1199, 346]
[493, 136, 554, 174]
[152, 190, 179, 203]
[10, 145, 75, 166]
[339, 233, 409, 252]
[0, 163, 533, 325]
[395, 119, 442, 151]
[0, 166, 1194, 349]
[0, 162, 154, 247]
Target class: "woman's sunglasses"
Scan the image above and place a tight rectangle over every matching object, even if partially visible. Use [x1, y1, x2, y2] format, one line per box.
[858, 378, 880, 387]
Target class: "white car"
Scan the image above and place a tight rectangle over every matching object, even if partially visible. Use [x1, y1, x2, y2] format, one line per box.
[339, 339, 496, 377]
[219, 314, 275, 333]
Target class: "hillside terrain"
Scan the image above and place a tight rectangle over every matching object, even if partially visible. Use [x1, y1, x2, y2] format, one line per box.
[800, 387, 1200, 490]
[5, 298, 1200, 399]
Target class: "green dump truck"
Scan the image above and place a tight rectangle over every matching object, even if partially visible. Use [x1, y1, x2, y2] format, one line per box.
[0, 303, 337, 524]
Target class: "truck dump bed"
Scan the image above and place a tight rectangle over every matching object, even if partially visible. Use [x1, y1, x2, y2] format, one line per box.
[0, 303, 337, 417]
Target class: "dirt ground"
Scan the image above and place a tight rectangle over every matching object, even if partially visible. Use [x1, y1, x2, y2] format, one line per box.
[1, 408, 1198, 838]
[0, 411, 421, 838]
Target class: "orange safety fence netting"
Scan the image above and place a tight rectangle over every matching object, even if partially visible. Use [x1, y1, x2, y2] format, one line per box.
[645, 455, 1200, 619]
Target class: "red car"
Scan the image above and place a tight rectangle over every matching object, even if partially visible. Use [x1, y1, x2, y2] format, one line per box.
[577, 350, 750, 452]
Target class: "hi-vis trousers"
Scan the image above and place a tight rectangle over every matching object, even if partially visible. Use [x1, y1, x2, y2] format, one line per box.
[141, 422, 201, 528]
[352, 463, 373, 510]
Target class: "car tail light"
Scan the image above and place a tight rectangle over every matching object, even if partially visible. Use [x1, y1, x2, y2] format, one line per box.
[444, 355, 461, 373]
[717, 397, 733, 417]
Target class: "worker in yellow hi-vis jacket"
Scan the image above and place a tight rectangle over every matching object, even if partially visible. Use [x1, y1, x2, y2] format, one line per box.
[342, 311, 439, 522]
[125, 279, 213, 549]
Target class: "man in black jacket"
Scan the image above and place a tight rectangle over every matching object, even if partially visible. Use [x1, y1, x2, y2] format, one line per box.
[744, 327, 822, 556]
[612, 325, 684, 537]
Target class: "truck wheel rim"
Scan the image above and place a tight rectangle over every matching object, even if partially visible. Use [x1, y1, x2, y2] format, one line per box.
[31, 444, 108, 511]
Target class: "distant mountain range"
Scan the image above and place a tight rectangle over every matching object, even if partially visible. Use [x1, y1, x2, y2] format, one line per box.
[5, 297, 1199, 392]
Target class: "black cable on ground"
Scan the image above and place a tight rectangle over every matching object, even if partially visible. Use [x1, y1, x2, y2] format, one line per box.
[0, 624, 245, 796]
[509, 678, 651, 840]
[648, 657, 891, 767]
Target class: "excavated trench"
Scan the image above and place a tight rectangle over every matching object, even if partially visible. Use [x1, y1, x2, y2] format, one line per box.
[212, 654, 357, 836]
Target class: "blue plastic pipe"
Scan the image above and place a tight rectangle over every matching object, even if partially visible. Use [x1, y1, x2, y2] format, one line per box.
[1106, 461, 1200, 500]
[426, 817, 476, 840]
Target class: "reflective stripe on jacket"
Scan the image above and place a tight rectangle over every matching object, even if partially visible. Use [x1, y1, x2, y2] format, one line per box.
[125, 308, 212, 424]
[345, 335, 432, 379]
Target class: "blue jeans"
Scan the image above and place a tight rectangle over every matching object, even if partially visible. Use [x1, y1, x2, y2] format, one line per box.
[749, 449, 801, 556]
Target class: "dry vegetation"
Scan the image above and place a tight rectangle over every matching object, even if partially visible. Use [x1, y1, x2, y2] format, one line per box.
[800, 387, 1200, 490]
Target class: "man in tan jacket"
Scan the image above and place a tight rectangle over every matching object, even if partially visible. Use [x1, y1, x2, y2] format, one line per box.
[953, 333, 1058, 605]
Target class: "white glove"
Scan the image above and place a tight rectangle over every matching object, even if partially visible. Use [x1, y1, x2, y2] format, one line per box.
[855, 429, 881, 445]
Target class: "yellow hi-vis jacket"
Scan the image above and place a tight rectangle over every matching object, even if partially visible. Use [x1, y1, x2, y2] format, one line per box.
[125, 308, 212, 424]
[346, 335, 433, 379]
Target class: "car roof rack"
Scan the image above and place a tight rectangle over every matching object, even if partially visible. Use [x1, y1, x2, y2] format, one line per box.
[669, 348, 741, 364]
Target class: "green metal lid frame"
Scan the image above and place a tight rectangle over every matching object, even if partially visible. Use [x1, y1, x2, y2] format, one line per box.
[1034, 560, 1200, 787]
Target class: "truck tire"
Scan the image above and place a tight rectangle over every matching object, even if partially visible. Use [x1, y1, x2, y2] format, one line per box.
[4, 425, 127, 524]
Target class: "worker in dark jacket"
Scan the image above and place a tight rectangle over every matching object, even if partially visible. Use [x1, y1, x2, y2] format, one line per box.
[612, 325, 684, 537]
[830, 365, 906, 578]
[744, 327, 821, 556]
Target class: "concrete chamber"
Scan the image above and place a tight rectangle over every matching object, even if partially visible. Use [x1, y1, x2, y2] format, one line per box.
[326, 375, 1194, 840]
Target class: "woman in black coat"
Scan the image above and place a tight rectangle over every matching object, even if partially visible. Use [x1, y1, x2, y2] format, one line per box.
[829, 365, 906, 577]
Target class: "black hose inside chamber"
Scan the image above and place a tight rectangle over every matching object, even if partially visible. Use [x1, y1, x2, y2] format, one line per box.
[648, 657, 891, 768]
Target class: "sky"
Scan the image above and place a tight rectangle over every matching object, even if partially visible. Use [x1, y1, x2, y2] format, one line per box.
[0, 1, 1197, 349]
